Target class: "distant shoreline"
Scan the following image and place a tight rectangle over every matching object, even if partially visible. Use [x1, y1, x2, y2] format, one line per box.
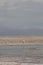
[0, 36, 43, 46]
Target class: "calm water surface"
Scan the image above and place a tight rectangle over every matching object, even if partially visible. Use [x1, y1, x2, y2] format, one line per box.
[0, 44, 43, 57]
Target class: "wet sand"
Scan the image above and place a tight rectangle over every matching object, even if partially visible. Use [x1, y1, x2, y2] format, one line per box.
[0, 45, 43, 64]
[0, 62, 43, 65]
[0, 56, 43, 65]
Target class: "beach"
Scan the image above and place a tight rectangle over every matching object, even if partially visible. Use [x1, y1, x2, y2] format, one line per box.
[0, 45, 43, 64]
[0, 36, 43, 64]
[0, 56, 43, 65]
[0, 36, 43, 45]
[0, 62, 43, 65]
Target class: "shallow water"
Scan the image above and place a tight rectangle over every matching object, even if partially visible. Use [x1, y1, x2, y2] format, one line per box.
[0, 44, 43, 57]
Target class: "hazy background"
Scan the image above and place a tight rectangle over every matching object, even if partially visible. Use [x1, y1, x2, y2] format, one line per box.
[0, 0, 43, 35]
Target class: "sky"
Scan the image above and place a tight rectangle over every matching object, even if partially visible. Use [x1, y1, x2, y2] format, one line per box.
[0, 0, 43, 35]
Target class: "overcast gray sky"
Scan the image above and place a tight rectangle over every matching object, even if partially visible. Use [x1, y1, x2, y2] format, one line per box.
[0, 0, 43, 35]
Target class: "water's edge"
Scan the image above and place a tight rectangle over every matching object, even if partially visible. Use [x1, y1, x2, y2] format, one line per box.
[0, 44, 43, 57]
[0, 45, 43, 63]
